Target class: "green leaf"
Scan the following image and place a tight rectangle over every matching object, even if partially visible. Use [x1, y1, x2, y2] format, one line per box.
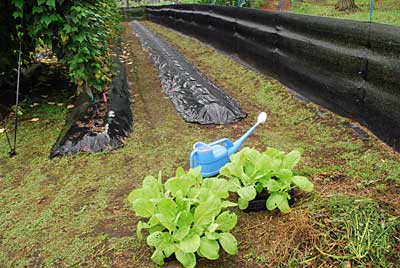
[207, 223, 219, 233]
[221, 200, 237, 208]
[46, 0, 56, 8]
[227, 178, 241, 191]
[189, 166, 202, 178]
[255, 182, 264, 193]
[176, 166, 185, 177]
[146, 231, 164, 247]
[274, 169, 293, 182]
[282, 150, 301, 169]
[216, 211, 237, 232]
[157, 198, 177, 219]
[12, 10, 23, 19]
[155, 212, 176, 232]
[202, 178, 231, 198]
[179, 233, 201, 253]
[264, 147, 285, 158]
[151, 249, 164, 266]
[205, 231, 220, 240]
[41, 14, 58, 26]
[266, 193, 291, 213]
[163, 243, 176, 257]
[292, 176, 314, 192]
[173, 225, 190, 241]
[141, 176, 163, 199]
[218, 233, 238, 255]
[132, 199, 155, 217]
[175, 249, 196, 268]
[177, 211, 193, 228]
[165, 177, 194, 197]
[74, 33, 86, 43]
[238, 198, 249, 210]
[136, 221, 149, 240]
[32, 5, 45, 14]
[265, 179, 282, 192]
[149, 224, 165, 233]
[254, 154, 273, 174]
[193, 197, 221, 229]
[237, 186, 256, 201]
[198, 237, 220, 260]
[13, 0, 23, 8]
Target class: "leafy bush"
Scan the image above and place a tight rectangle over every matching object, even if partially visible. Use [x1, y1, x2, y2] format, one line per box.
[2, 0, 120, 94]
[220, 147, 314, 213]
[128, 167, 238, 268]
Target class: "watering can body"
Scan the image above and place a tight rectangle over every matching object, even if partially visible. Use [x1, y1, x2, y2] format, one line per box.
[190, 112, 267, 177]
[190, 121, 262, 177]
[190, 138, 234, 177]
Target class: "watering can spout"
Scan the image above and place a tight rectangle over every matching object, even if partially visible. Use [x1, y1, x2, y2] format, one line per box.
[228, 112, 267, 156]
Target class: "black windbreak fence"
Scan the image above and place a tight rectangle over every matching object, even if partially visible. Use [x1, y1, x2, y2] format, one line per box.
[146, 4, 400, 152]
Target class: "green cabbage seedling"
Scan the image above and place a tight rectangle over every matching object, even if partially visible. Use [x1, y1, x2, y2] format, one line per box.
[128, 167, 238, 268]
[220, 147, 314, 213]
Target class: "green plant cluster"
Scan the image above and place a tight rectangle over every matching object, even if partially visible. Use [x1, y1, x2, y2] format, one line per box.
[128, 147, 314, 267]
[128, 167, 238, 268]
[221, 147, 314, 213]
[1, 0, 120, 94]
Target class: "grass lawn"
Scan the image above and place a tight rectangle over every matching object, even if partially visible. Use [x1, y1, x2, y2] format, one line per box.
[289, 0, 400, 25]
[0, 21, 400, 267]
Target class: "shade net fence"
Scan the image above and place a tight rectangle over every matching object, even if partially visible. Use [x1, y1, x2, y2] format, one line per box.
[146, 4, 400, 151]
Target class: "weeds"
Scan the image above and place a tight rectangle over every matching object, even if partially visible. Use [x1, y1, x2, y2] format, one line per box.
[312, 194, 400, 267]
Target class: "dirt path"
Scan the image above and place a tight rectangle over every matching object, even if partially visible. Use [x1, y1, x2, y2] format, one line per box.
[261, 0, 291, 11]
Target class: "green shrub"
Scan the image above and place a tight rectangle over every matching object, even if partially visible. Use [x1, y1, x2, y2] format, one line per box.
[2, 0, 120, 94]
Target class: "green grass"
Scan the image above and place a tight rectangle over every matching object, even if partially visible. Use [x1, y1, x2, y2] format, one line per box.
[312, 194, 400, 268]
[290, 0, 400, 25]
[0, 22, 399, 267]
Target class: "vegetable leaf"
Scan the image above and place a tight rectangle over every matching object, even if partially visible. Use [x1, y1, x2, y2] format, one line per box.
[175, 249, 196, 268]
[199, 237, 220, 260]
[179, 233, 201, 253]
[292, 176, 314, 192]
[219, 233, 238, 255]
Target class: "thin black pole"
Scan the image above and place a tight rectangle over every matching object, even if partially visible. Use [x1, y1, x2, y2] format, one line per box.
[11, 42, 22, 156]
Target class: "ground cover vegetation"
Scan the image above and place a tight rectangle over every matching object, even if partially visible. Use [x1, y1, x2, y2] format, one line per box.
[0, 0, 120, 95]
[290, 0, 400, 25]
[0, 16, 400, 268]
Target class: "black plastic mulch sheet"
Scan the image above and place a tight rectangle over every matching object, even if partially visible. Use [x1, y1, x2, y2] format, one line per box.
[146, 5, 400, 151]
[50, 51, 133, 158]
[130, 21, 246, 124]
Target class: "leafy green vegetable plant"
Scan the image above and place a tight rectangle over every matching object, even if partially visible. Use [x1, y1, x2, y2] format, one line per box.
[220, 147, 314, 213]
[128, 167, 238, 268]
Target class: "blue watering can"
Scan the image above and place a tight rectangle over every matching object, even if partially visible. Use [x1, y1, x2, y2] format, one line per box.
[190, 112, 267, 177]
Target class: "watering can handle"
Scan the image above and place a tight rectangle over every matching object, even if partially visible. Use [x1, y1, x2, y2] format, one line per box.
[190, 150, 197, 169]
[208, 138, 234, 148]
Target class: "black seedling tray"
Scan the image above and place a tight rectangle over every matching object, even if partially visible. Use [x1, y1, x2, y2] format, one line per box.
[244, 190, 295, 213]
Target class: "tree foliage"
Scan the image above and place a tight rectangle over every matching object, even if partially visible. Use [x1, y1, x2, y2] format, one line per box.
[1, 0, 121, 94]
